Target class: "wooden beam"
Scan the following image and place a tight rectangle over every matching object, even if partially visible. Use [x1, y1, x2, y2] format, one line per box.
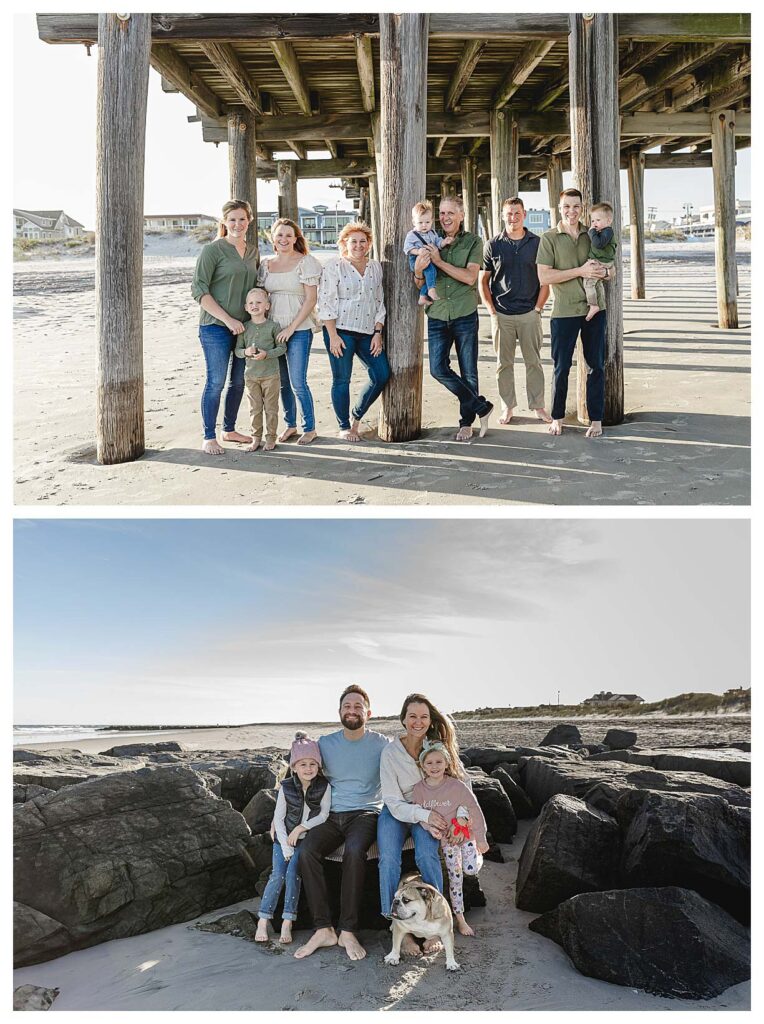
[535, 68, 569, 111]
[569, 13, 624, 427]
[627, 151, 646, 299]
[460, 156, 478, 233]
[149, 43, 223, 119]
[276, 160, 299, 221]
[619, 41, 668, 78]
[355, 33, 376, 112]
[445, 40, 486, 112]
[323, 139, 339, 158]
[643, 152, 713, 168]
[368, 173, 381, 258]
[659, 51, 750, 112]
[621, 111, 749, 135]
[269, 39, 312, 116]
[620, 43, 726, 111]
[711, 110, 738, 328]
[546, 155, 563, 228]
[378, 13, 429, 444]
[617, 13, 750, 41]
[489, 108, 519, 235]
[432, 136, 448, 157]
[285, 141, 307, 160]
[95, 14, 150, 465]
[492, 40, 556, 108]
[256, 157, 374, 179]
[199, 41, 263, 114]
[428, 14, 569, 38]
[227, 109, 259, 248]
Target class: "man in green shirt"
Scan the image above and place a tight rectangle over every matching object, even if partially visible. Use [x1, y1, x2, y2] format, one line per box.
[536, 188, 614, 438]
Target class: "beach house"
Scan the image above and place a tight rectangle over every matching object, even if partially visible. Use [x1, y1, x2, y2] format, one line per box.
[13, 209, 85, 240]
[582, 691, 645, 706]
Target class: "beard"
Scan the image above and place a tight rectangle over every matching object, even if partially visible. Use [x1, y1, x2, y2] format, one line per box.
[340, 712, 365, 731]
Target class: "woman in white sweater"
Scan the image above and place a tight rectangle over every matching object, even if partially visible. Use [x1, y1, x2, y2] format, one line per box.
[377, 694, 465, 921]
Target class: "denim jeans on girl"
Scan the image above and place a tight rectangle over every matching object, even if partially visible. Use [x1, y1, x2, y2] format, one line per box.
[258, 842, 302, 922]
[408, 253, 438, 299]
[426, 310, 493, 427]
[377, 805, 444, 917]
[322, 327, 391, 430]
[278, 328, 315, 433]
[198, 322, 246, 441]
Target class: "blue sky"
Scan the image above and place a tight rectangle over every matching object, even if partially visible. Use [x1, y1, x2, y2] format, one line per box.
[14, 14, 750, 228]
[14, 519, 750, 725]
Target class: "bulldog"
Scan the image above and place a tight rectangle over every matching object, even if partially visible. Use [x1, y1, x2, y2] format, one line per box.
[384, 874, 460, 971]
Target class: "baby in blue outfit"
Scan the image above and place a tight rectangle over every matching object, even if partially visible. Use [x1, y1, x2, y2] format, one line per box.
[404, 200, 453, 306]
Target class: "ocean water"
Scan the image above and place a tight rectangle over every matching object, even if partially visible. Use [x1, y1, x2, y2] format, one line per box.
[13, 725, 172, 747]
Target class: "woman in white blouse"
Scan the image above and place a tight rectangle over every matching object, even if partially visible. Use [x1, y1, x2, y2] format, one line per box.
[258, 218, 323, 445]
[316, 222, 390, 441]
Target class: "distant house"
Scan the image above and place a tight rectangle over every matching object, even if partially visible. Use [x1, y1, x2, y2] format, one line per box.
[526, 208, 551, 233]
[144, 214, 218, 232]
[257, 205, 358, 246]
[14, 209, 85, 240]
[582, 691, 645, 706]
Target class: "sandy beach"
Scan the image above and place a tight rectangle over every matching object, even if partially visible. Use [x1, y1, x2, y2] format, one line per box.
[13, 240, 750, 506]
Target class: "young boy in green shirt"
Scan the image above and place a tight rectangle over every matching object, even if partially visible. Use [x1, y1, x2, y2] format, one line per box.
[234, 287, 286, 451]
[584, 201, 618, 322]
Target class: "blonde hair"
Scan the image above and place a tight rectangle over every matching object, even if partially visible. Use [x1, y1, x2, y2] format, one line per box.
[218, 199, 253, 238]
[269, 217, 309, 255]
[245, 286, 269, 305]
[337, 220, 373, 256]
[412, 200, 433, 218]
[590, 202, 614, 217]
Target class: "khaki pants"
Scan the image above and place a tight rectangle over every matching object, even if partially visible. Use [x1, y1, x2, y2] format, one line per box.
[246, 374, 280, 442]
[492, 309, 545, 412]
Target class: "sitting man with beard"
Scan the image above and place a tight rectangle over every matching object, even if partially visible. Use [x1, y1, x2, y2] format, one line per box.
[294, 685, 390, 961]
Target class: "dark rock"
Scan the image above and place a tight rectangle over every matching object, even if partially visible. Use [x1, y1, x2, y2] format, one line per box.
[196, 908, 262, 942]
[539, 724, 582, 747]
[101, 741, 184, 756]
[516, 795, 620, 912]
[461, 746, 520, 771]
[604, 728, 637, 749]
[484, 842, 505, 863]
[13, 783, 55, 804]
[490, 767, 535, 819]
[472, 776, 517, 842]
[13, 984, 60, 1011]
[13, 765, 255, 967]
[242, 788, 277, 835]
[521, 756, 750, 813]
[517, 745, 584, 762]
[495, 761, 521, 783]
[579, 743, 609, 755]
[616, 790, 750, 924]
[586, 747, 750, 787]
[529, 887, 750, 999]
[13, 747, 82, 763]
[13, 749, 135, 791]
[459, 754, 472, 768]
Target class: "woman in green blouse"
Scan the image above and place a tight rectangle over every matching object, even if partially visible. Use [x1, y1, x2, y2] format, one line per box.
[191, 200, 260, 455]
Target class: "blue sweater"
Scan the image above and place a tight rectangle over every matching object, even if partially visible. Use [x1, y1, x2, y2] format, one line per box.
[318, 729, 391, 812]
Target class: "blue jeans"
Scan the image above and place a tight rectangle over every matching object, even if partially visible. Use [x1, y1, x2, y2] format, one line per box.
[198, 323, 246, 440]
[408, 253, 437, 298]
[426, 311, 492, 427]
[549, 311, 606, 422]
[258, 842, 302, 922]
[322, 328, 391, 431]
[377, 806, 444, 918]
[279, 328, 315, 432]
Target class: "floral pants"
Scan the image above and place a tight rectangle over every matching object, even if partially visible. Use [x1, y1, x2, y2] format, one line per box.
[442, 839, 483, 914]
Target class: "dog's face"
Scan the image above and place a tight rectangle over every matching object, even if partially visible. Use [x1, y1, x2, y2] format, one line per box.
[390, 883, 436, 923]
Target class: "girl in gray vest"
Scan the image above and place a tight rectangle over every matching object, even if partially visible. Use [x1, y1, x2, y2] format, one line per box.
[255, 733, 331, 944]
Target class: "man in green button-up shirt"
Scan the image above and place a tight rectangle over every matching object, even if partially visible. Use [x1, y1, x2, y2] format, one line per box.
[413, 197, 493, 442]
[536, 188, 614, 439]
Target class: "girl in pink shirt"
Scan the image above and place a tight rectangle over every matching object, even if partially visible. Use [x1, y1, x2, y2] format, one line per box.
[411, 739, 490, 936]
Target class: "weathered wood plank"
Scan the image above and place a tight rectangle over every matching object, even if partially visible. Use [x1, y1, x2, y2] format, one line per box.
[368, 173, 381, 259]
[535, 68, 569, 112]
[659, 51, 750, 111]
[460, 156, 478, 234]
[269, 39, 312, 116]
[711, 109, 738, 328]
[355, 33, 376, 112]
[149, 43, 223, 119]
[643, 152, 713, 168]
[276, 160, 298, 221]
[227, 109, 259, 249]
[429, 14, 569, 38]
[199, 41, 263, 115]
[378, 14, 428, 443]
[627, 150, 646, 299]
[546, 155, 563, 228]
[619, 43, 725, 111]
[622, 111, 749, 135]
[445, 40, 486, 112]
[618, 13, 750, 41]
[96, 14, 150, 465]
[489, 108, 519, 235]
[432, 136, 448, 158]
[492, 40, 556, 108]
[619, 41, 668, 78]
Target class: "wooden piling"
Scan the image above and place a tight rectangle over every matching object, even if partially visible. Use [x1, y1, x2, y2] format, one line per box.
[276, 160, 299, 222]
[377, 14, 429, 442]
[546, 155, 563, 228]
[368, 173, 381, 260]
[95, 13, 150, 465]
[227, 108, 259, 247]
[460, 156, 478, 234]
[627, 149, 646, 299]
[568, 12, 624, 426]
[489, 108, 519, 235]
[711, 109, 738, 328]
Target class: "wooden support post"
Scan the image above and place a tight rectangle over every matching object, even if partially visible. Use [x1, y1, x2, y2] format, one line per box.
[489, 107, 519, 236]
[276, 160, 298, 221]
[546, 155, 563, 228]
[377, 14, 428, 442]
[95, 13, 150, 465]
[627, 149, 646, 299]
[569, 12, 624, 426]
[479, 206, 490, 240]
[711, 109, 738, 328]
[460, 155, 478, 234]
[227, 109, 259, 248]
[358, 185, 369, 226]
[440, 178, 452, 199]
[368, 173, 381, 259]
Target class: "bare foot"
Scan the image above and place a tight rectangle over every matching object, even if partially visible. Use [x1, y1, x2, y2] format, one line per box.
[340, 428, 361, 443]
[585, 420, 603, 438]
[294, 927, 338, 959]
[418, 295, 431, 306]
[548, 419, 563, 436]
[427, 287, 440, 301]
[278, 427, 298, 442]
[245, 439, 261, 452]
[585, 304, 600, 322]
[455, 914, 475, 937]
[279, 922, 293, 944]
[479, 404, 493, 437]
[255, 919, 271, 943]
[338, 931, 367, 961]
[202, 438, 224, 455]
[222, 430, 252, 444]
[297, 430, 317, 446]
[263, 441, 276, 451]
[423, 937, 443, 953]
[455, 426, 473, 442]
[535, 408, 552, 423]
[499, 407, 515, 425]
[401, 933, 422, 957]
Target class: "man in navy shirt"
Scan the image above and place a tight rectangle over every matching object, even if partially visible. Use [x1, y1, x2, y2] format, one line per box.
[479, 198, 551, 425]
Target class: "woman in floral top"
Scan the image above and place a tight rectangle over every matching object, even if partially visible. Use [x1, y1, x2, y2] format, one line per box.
[316, 222, 390, 442]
